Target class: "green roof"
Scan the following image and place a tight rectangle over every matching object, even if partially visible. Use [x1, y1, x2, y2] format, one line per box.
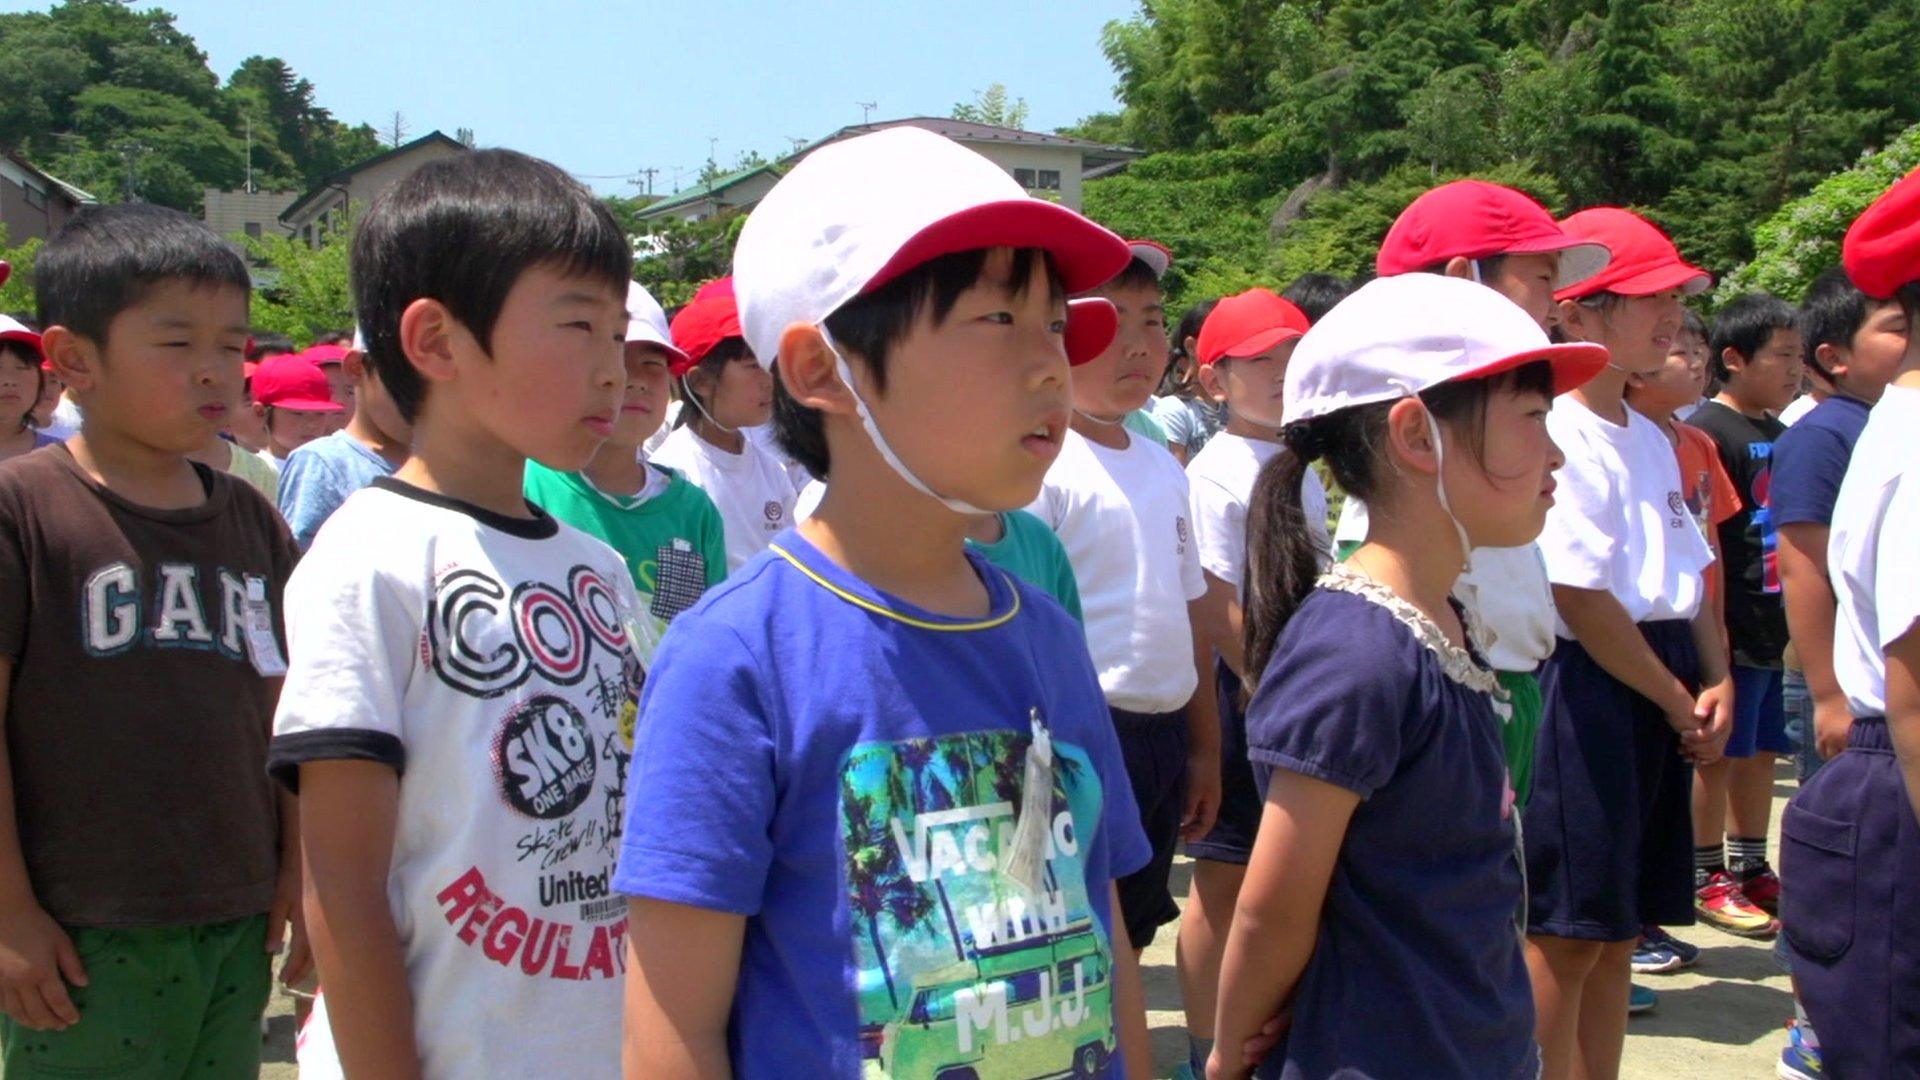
[636, 160, 784, 219]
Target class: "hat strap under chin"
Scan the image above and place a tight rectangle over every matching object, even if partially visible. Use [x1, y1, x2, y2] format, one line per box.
[821, 325, 989, 518]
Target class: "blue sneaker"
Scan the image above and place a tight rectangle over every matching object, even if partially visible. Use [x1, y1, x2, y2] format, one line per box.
[1778, 1019, 1822, 1079]
[1628, 984, 1658, 1015]
[1635, 924, 1700, 972]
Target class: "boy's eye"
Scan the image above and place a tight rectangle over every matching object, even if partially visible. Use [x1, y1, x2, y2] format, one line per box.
[1049, 319, 1068, 335]
[563, 320, 593, 332]
[983, 312, 1015, 325]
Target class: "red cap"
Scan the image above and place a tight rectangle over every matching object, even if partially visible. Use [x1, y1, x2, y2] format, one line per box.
[1063, 298, 1118, 366]
[1126, 239, 1172, 280]
[667, 292, 745, 376]
[0, 315, 41, 367]
[0, 261, 10, 289]
[301, 343, 349, 366]
[1843, 167, 1920, 299]
[251, 356, 345, 411]
[1197, 289, 1311, 368]
[1554, 208, 1710, 300]
[692, 277, 734, 302]
[1377, 180, 1611, 290]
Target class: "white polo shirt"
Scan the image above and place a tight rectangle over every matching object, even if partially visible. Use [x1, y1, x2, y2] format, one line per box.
[1186, 432, 1329, 592]
[1828, 383, 1920, 718]
[1030, 428, 1206, 714]
[1538, 398, 1714, 633]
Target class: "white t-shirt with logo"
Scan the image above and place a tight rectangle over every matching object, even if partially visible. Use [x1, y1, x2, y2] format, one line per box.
[1030, 428, 1206, 713]
[1539, 399, 1713, 633]
[651, 425, 797, 573]
[1828, 383, 1920, 718]
[1186, 432, 1329, 591]
[269, 479, 643, 1080]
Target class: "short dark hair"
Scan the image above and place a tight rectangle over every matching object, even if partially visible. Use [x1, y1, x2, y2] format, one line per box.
[1679, 307, 1707, 341]
[1281, 273, 1355, 325]
[246, 332, 295, 361]
[34, 203, 250, 346]
[773, 247, 1060, 481]
[1708, 293, 1797, 381]
[1096, 256, 1161, 295]
[1796, 267, 1875, 382]
[351, 147, 631, 423]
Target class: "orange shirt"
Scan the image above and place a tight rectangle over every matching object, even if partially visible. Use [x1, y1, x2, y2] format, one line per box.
[1674, 420, 1741, 606]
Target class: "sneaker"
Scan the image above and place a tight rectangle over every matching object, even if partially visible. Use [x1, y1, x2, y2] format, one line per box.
[1741, 866, 1783, 914]
[1632, 936, 1685, 974]
[1778, 1019, 1822, 1079]
[1696, 870, 1780, 938]
[1641, 924, 1700, 968]
[1628, 984, 1658, 1015]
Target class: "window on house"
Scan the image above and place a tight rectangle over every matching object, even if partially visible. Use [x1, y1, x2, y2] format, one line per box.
[1013, 168, 1037, 188]
[1036, 169, 1062, 191]
[22, 184, 44, 209]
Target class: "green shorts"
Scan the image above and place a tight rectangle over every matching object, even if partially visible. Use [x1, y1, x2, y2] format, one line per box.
[1498, 668, 1545, 812]
[0, 913, 270, 1079]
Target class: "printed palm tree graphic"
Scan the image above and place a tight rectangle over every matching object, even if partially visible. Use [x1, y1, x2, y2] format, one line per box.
[894, 739, 968, 959]
[841, 782, 933, 1011]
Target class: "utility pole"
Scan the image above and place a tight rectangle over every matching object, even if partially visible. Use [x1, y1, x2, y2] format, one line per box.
[113, 140, 149, 202]
[634, 167, 659, 196]
[244, 116, 254, 194]
[857, 101, 877, 125]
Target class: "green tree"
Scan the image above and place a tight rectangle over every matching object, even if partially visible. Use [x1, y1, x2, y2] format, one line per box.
[0, 227, 42, 317]
[951, 83, 1030, 129]
[243, 222, 354, 346]
[633, 213, 744, 308]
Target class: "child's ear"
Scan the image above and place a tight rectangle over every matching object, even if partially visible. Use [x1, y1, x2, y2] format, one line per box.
[343, 348, 374, 386]
[39, 327, 97, 393]
[776, 323, 859, 417]
[399, 298, 460, 383]
[1195, 362, 1228, 404]
[1384, 397, 1442, 477]
[1719, 346, 1747, 375]
[1441, 256, 1476, 282]
[1814, 342, 1848, 381]
[1554, 299, 1589, 338]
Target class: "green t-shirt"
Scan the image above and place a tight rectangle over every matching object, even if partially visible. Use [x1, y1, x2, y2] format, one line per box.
[1123, 408, 1169, 446]
[523, 462, 728, 659]
[971, 509, 1082, 623]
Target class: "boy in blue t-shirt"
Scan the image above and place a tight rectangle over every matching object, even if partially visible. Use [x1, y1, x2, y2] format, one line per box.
[276, 328, 412, 549]
[616, 128, 1156, 1078]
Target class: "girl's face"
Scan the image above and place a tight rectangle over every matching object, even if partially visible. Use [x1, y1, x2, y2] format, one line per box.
[0, 348, 41, 430]
[1205, 342, 1295, 430]
[1563, 290, 1684, 375]
[696, 351, 773, 430]
[1442, 384, 1563, 549]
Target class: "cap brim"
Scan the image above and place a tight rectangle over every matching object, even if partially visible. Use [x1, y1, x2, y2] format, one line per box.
[1564, 262, 1712, 300]
[1459, 342, 1611, 397]
[1494, 238, 1613, 290]
[271, 399, 345, 413]
[868, 200, 1131, 299]
[628, 331, 689, 368]
[1064, 298, 1117, 365]
[1127, 241, 1171, 280]
[1206, 326, 1306, 368]
[0, 329, 42, 362]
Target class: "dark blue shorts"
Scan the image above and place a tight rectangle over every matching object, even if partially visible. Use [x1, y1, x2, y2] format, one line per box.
[1524, 620, 1698, 941]
[1726, 664, 1793, 758]
[1111, 706, 1188, 949]
[1188, 658, 1256, 865]
[1781, 716, 1920, 1077]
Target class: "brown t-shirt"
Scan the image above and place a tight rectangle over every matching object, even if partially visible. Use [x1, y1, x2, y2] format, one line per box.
[0, 446, 297, 927]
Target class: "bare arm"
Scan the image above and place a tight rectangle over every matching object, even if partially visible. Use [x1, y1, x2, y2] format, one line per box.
[623, 897, 743, 1079]
[1193, 571, 1245, 679]
[1887, 627, 1920, 828]
[1208, 771, 1358, 1080]
[1107, 882, 1152, 1078]
[0, 658, 86, 1032]
[1688, 596, 1735, 765]
[1552, 585, 1701, 737]
[1779, 523, 1852, 758]
[299, 759, 420, 1080]
[1183, 598, 1223, 841]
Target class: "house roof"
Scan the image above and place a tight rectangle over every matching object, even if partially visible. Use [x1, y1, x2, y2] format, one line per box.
[636, 118, 1141, 222]
[0, 148, 96, 205]
[280, 130, 466, 224]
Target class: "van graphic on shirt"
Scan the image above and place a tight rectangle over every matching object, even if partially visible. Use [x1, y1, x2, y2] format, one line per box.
[841, 728, 1119, 1079]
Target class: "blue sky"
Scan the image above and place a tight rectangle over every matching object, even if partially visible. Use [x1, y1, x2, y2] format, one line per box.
[4, 0, 1138, 196]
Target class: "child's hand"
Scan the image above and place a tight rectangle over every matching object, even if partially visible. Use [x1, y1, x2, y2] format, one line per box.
[0, 899, 86, 1031]
[1181, 749, 1222, 842]
[268, 858, 313, 988]
[1814, 696, 1853, 760]
[1206, 1011, 1288, 1080]
[1686, 678, 1735, 766]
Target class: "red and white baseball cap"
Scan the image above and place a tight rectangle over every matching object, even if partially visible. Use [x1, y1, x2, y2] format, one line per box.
[0, 315, 42, 364]
[668, 289, 744, 377]
[733, 127, 1131, 369]
[625, 281, 686, 367]
[301, 343, 349, 367]
[1197, 289, 1311, 368]
[1126, 239, 1172, 281]
[1554, 208, 1710, 300]
[251, 356, 345, 412]
[1843, 166, 1920, 300]
[1376, 180, 1610, 290]
[1284, 274, 1608, 427]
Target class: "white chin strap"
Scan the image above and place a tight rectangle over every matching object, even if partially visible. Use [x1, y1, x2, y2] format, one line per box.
[821, 325, 989, 516]
[680, 374, 738, 434]
[1390, 377, 1473, 569]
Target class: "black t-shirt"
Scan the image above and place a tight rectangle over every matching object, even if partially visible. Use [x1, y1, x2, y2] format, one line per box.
[1688, 400, 1788, 667]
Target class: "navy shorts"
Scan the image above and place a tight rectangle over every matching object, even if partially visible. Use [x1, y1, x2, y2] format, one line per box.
[1726, 664, 1793, 758]
[1188, 659, 1256, 865]
[1781, 716, 1920, 1077]
[1111, 707, 1188, 950]
[1524, 620, 1698, 941]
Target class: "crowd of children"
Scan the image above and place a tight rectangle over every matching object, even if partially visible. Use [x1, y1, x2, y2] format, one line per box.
[0, 126, 1914, 1080]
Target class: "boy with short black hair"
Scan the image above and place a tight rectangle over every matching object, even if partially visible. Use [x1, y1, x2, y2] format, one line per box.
[1689, 292, 1803, 929]
[276, 329, 412, 549]
[0, 202, 303, 1075]
[619, 127, 1154, 1078]
[268, 148, 641, 1077]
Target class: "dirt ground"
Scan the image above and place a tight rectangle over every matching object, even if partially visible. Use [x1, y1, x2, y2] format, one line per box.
[260, 771, 1799, 1079]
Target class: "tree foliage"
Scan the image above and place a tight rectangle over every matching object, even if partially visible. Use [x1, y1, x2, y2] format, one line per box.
[243, 219, 353, 346]
[951, 83, 1030, 130]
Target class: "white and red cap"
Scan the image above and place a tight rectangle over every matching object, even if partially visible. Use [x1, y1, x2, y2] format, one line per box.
[1126, 239, 1172, 281]
[625, 281, 686, 367]
[0, 314, 42, 365]
[732, 126, 1131, 367]
[1284, 273, 1608, 427]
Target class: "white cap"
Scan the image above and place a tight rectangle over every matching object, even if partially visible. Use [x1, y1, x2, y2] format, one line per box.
[625, 280, 686, 365]
[732, 127, 1131, 368]
[1284, 274, 1608, 427]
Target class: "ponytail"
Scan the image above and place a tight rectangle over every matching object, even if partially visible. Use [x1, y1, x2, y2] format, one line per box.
[1242, 438, 1324, 686]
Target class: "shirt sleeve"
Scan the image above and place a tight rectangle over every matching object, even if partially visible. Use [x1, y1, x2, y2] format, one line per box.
[1873, 475, 1920, 652]
[1189, 474, 1245, 588]
[1537, 440, 1618, 592]
[1045, 533, 1084, 624]
[1708, 450, 1742, 527]
[697, 490, 729, 589]
[276, 451, 345, 552]
[1174, 465, 1207, 602]
[266, 538, 416, 790]
[1153, 397, 1195, 447]
[614, 614, 777, 915]
[1244, 598, 1414, 799]
[1772, 424, 1848, 528]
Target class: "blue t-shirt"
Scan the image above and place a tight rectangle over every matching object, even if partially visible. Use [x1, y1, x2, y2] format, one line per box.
[1772, 394, 1871, 529]
[276, 430, 399, 550]
[616, 529, 1152, 1078]
[1244, 574, 1536, 1080]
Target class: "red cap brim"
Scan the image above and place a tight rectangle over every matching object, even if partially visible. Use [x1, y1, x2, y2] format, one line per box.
[268, 398, 345, 413]
[1064, 298, 1117, 366]
[867, 200, 1131, 299]
[1457, 342, 1611, 397]
[1203, 325, 1306, 368]
[0, 329, 42, 363]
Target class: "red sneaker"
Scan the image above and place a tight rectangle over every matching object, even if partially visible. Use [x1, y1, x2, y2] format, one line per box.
[1695, 871, 1778, 938]
[1739, 867, 1781, 915]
